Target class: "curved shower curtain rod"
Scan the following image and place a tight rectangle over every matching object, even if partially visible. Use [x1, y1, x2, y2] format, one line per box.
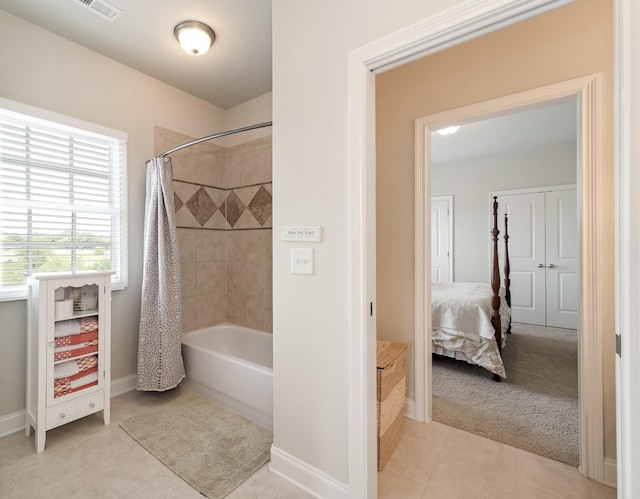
[159, 121, 273, 158]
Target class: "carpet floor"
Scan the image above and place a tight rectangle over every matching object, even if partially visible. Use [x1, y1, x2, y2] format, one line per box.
[121, 390, 272, 498]
[432, 322, 579, 467]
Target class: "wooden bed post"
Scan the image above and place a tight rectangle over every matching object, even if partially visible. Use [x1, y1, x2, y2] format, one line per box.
[490, 197, 502, 355]
[504, 213, 511, 335]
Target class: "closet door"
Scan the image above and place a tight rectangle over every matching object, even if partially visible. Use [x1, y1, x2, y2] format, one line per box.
[545, 189, 578, 329]
[499, 192, 546, 325]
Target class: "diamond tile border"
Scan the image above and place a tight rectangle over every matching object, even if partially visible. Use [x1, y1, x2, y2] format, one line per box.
[174, 180, 272, 230]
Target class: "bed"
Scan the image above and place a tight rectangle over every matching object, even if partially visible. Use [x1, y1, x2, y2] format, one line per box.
[431, 196, 512, 380]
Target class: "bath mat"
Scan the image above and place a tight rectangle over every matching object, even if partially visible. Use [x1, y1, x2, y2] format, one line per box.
[120, 390, 272, 498]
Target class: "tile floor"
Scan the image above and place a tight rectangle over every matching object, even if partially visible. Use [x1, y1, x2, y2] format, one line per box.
[0, 387, 616, 498]
[379, 418, 616, 499]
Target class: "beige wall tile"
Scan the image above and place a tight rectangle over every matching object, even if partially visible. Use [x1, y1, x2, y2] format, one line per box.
[203, 211, 228, 230]
[226, 263, 263, 296]
[175, 207, 200, 228]
[226, 291, 245, 326]
[234, 185, 260, 205]
[180, 262, 197, 298]
[225, 230, 267, 264]
[181, 295, 198, 333]
[224, 149, 271, 187]
[173, 181, 199, 204]
[196, 262, 225, 296]
[264, 229, 273, 262]
[177, 228, 197, 263]
[197, 230, 224, 263]
[205, 186, 226, 209]
[170, 148, 197, 183]
[196, 293, 226, 329]
[196, 148, 224, 188]
[157, 130, 272, 330]
[245, 290, 269, 332]
[233, 210, 261, 229]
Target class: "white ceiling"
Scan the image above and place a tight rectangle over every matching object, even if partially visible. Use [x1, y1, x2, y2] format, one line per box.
[0, 0, 272, 110]
[431, 97, 578, 164]
[0, 0, 576, 156]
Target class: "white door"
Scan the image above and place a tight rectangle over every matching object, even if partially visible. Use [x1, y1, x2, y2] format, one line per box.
[431, 197, 452, 283]
[499, 192, 546, 325]
[545, 189, 578, 328]
[498, 188, 578, 329]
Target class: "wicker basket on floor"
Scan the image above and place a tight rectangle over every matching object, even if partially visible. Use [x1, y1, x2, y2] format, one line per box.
[376, 340, 407, 470]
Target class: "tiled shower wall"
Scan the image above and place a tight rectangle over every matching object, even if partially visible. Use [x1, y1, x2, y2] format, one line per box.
[154, 127, 273, 334]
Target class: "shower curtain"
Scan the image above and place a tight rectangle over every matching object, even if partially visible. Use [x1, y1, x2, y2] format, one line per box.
[137, 157, 185, 391]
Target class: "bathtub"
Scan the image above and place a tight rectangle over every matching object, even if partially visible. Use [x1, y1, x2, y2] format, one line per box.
[182, 323, 273, 429]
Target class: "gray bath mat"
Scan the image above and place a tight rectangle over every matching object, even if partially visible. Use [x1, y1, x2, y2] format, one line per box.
[120, 390, 272, 498]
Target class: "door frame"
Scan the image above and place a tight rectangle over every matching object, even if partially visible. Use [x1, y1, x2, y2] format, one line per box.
[414, 76, 601, 478]
[615, 0, 640, 496]
[346, 0, 634, 496]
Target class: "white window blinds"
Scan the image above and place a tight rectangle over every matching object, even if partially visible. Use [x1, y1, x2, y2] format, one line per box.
[0, 103, 127, 300]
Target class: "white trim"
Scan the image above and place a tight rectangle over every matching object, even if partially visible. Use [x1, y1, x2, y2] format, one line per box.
[347, 0, 598, 495]
[0, 410, 25, 438]
[110, 374, 137, 397]
[404, 398, 417, 421]
[614, 0, 640, 497]
[0, 96, 129, 299]
[414, 75, 603, 481]
[413, 119, 430, 423]
[367, 0, 576, 74]
[270, 445, 349, 499]
[0, 374, 137, 438]
[0, 96, 128, 141]
[347, 44, 378, 499]
[603, 458, 618, 489]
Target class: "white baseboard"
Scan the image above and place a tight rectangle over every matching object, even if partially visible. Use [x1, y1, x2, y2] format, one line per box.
[110, 374, 137, 397]
[0, 374, 138, 438]
[0, 410, 25, 438]
[603, 457, 617, 489]
[270, 445, 349, 499]
[405, 397, 416, 420]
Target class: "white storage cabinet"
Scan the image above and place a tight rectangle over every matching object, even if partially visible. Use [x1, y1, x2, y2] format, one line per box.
[25, 271, 112, 452]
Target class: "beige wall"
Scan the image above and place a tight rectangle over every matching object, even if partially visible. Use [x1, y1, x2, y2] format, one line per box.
[376, 0, 615, 460]
[155, 128, 273, 334]
[433, 142, 577, 283]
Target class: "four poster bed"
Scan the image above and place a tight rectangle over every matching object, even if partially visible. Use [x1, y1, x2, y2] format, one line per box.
[431, 196, 512, 381]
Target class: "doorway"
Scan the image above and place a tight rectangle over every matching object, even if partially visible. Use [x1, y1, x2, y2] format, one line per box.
[346, 1, 615, 496]
[412, 76, 600, 477]
[424, 97, 580, 465]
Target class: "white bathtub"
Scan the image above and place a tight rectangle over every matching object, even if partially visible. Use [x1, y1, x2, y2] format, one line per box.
[182, 323, 273, 429]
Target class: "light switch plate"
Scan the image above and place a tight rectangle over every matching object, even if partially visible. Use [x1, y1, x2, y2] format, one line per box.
[291, 248, 314, 274]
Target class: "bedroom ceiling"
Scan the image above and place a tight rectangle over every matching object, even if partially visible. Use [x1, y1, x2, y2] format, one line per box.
[431, 98, 578, 164]
[0, 0, 272, 110]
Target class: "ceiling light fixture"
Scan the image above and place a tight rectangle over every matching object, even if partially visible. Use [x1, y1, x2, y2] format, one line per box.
[436, 125, 461, 136]
[174, 20, 215, 56]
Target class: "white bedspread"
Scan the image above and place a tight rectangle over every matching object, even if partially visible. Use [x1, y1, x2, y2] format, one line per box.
[432, 282, 510, 341]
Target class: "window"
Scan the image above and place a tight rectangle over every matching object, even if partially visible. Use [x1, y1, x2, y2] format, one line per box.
[0, 99, 127, 300]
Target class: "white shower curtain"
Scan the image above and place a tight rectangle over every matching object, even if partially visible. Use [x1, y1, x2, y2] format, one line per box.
[137, 157, 185, 391]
